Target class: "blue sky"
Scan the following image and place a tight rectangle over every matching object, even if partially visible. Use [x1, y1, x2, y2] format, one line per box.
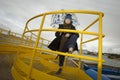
[0, 0, 120, 54]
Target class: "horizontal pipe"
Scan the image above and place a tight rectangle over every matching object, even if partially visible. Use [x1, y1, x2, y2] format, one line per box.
[36, 48, 105, 62]
[24, 29, 39, 33]
[18, 45, 105, 62]
[45, 10, 104, 15]
[24, 28, 100, 36]
[25, 10, 104, 32]
[42, 28, 100, 36]
[27, 10, 104, 23]
[19, 45, 34, 49]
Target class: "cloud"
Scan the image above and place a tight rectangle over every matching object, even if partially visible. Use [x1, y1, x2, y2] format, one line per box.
[0, 0, 120, 53]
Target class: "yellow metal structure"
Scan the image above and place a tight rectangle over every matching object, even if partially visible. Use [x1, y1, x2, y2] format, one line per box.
[0, 10, 105, 80]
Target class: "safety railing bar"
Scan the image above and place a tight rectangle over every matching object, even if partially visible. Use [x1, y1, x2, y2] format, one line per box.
[31, 32, 37, 37]
[18, 45, 105, 62]
[0, 30, 50, 46]
[25, 10, 104, 33]
[42, 28, 99, 36]
[24, 28, 98, 36]
[0, 28, 8, 32]
[82, 37, 99, 44]
[25, 14, 44, 30]
[26, 10, 104, 24]
[71, 59, 79, 67]
[16, 10, 105, 80]
[35, 48, 105, 62]
[0, 28, 42, 40]
[30, 32, 51, 43]
[19, 45, 34, 49]
[0, 28, 29, 39]
[0, 41, 19, 45]
[24, 29, 39, 33]
[81, 35, 105, 44]
[40, 37, 51, 43]
[22, 29, 51, 42]
[23, 35, 50, 45]
[44, 10, 104, 15]
[83, 18, 99, 31]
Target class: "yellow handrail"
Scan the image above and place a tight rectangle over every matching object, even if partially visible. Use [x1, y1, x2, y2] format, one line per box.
[0, 27, 50, 46]
[18, 10, 104, 80]
[83, 17, 99, 31]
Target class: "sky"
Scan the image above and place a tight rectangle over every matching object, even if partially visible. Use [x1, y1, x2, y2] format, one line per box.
[0, 0, 120, 54]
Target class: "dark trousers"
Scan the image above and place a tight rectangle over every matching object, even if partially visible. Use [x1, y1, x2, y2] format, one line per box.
[59, 34, 78, 66]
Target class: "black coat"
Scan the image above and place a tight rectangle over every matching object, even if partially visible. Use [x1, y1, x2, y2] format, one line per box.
[48, 24, 79, 51]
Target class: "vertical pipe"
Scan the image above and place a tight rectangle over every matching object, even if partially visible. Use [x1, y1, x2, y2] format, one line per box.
[26, 15, 46, 80]
[40, 38, 43, 48]
[20, 23, 28, 45]
[15, 16, 29, 67]
[28, 33, 33, 46]
[97, 13, 103, 80]
[78, 33, 83, 69]
[26, 36, 28, 46]
[63, 56, 67, 67]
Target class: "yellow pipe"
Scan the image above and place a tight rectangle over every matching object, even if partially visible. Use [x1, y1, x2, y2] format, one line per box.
[44, 10, 104, 15]
[82, 35, 105, 44]
[36, 48, 105, 62]
[63, 56, 67, 67]
[24, 10, 104, 32]
[28, 33, 33, 46]
[26, 10, 103, 23]
[83, 18, 99, 31]
[82, 36, 98, 44]
[14, 10, 105, 80]
[14, 12, 30, 70]
[19, 45, 34, 49]
[97, 13, 103, 80]
[80, 34, 83, 55]
[24, 29, 39, 33]
[26, 15, 46, 80]
[40, 38, 43, 48]
[20, 23, 29, 45]
[24, 28, 104, 37]
[42, 28, 100, 36]
[78, 34, 83, 69]
[40, 37, 51, 43]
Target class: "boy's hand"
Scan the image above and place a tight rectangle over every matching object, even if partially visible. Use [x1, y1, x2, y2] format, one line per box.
[65, 33, 70, 37]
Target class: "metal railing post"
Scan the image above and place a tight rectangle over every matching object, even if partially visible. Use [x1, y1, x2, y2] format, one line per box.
[78, 33, 83, 69]
[97, 13, 103, 80]
[28, 33, 33, 46]
[26, 15, 46, 80]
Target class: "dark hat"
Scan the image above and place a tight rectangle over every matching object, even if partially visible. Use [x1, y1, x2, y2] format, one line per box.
[65, 14, 72, 20]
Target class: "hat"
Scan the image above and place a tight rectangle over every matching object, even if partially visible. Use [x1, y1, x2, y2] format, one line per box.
[65, 14, 72, 20]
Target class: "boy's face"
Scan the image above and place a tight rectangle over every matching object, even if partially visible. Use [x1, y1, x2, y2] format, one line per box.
[65, 19, 71, 24]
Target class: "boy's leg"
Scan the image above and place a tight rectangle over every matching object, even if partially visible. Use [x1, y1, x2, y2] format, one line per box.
[59, 55, 65, 67]
[68, 34, 78, 49]
[56, 55, 65, 75]
[61, 34, 78, 53]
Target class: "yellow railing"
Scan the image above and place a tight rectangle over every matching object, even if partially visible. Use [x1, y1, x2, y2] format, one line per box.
[0, 27, 23, 38]
[0, 27, 50, 46]
[18, 10, 104, 80]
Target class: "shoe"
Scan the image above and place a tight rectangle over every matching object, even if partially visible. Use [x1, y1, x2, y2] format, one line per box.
[68, 51, 72, 54]
[68, 47, 73, 54]
[56, 68, 62, 75]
